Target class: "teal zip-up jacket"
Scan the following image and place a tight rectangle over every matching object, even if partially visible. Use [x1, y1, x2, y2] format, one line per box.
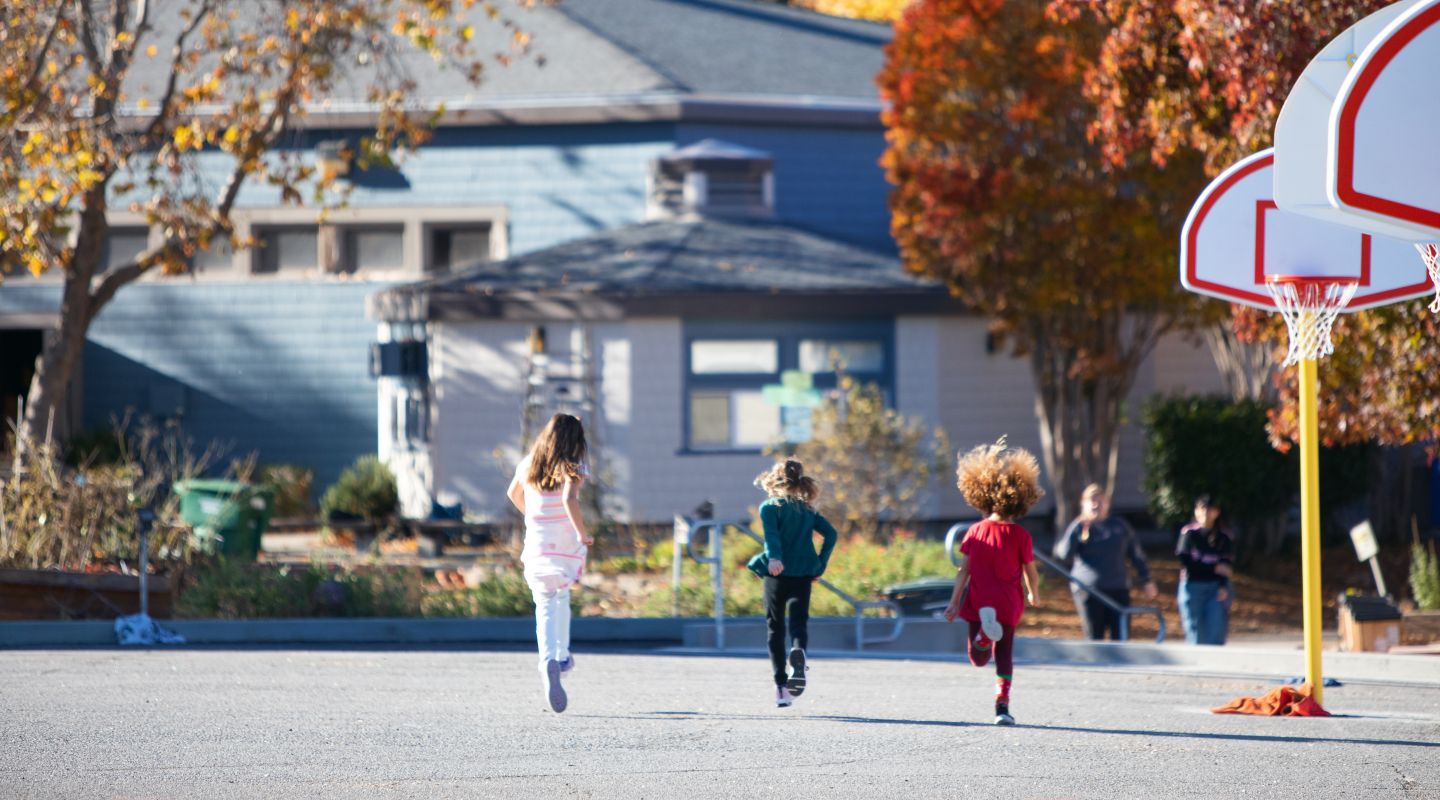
[747, 497, 839, 578]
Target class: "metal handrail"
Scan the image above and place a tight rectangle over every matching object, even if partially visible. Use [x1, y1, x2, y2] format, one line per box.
[944, 522, 1166, 643]
[676, 516, 905, 651]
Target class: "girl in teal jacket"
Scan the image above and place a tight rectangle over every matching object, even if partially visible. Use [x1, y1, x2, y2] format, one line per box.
[748, 459, 838, 708]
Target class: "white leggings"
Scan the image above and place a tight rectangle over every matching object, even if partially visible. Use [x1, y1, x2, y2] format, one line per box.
[532, 587, 572, 667]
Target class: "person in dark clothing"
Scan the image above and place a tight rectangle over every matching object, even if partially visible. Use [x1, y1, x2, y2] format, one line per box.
[1176, 495, 1235, 645]
[747, 459, 838, 708]
[1053, 484, 1158, 641]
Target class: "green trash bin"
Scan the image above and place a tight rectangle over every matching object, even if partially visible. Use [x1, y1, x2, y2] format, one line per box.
[174, 479, 275, 561]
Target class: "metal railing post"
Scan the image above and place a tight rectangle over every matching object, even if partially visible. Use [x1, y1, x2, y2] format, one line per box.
[672, 515, 688, 618]
[684, 519, 732, 651]
[137, 508, 155, 618]
[711, 528, 724, 650]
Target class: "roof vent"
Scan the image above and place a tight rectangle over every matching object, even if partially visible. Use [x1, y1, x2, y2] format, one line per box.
[647, 139, 775, 221]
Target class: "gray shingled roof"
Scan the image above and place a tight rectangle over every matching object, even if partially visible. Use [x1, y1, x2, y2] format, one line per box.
[122, 0, 890, 120]
[371, 217, 949, 321]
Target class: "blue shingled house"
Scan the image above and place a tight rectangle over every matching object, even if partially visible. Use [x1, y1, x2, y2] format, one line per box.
[0, 0, 906, 495]
[0, 0, 1224, 520]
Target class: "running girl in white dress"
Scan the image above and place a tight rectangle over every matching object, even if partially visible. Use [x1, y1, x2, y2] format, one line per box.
[506, 413, 592, 713]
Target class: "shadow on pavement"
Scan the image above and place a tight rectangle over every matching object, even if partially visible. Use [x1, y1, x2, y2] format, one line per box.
[577, 711, 1440, 749]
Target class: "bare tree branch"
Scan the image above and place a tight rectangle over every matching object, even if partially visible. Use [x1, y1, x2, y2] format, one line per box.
[139, 1, 214, 147]
[18, 1, 74, 104]
[76, 2, 106, 80]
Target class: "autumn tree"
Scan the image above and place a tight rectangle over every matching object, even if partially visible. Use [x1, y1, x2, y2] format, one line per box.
[0, 0, 539, 461]
[1075, 0, 1440, 539]
[785, 0, 914, 21]
[879, 0, 1209, 523]
[1065, 0, 1396, 404]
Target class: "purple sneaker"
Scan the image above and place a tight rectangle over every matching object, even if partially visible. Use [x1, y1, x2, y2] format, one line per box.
[543, 659, 567, 713]
[559, 655, 575, 673]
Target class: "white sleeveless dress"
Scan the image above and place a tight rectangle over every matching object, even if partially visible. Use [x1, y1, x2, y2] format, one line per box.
[517, 457, 588, 594]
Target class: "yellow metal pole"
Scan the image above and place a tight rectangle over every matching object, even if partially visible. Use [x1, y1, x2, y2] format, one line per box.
[1298, 355, 1324, 705]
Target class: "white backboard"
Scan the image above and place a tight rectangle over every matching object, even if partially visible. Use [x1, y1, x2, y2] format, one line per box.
[1329, 0, 1440, 241]
[1274, 0, 1428, 242]
[1181, 149, 1435, 311]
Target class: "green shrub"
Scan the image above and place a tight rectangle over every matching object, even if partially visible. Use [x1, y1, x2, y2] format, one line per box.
[421, 569, 581, 617]
[638, 531, 954, 617]
[1143, 395, 1294, 532]
[176, 559, 422, 618]
[320, 456, 398, 521]
[1411, 535, 1440, 611]
[258, 464, 315, 518]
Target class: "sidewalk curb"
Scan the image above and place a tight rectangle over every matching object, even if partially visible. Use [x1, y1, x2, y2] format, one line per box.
[0, 617, 689, 647]
[4, 618, 1435, 686]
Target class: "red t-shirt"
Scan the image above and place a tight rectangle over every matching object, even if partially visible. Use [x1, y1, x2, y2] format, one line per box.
[958, 519, 1035, 626]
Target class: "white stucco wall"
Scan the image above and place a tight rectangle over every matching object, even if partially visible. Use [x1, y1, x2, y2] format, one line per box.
[623, 318, 773, 522]
[428, 320, 533, 519]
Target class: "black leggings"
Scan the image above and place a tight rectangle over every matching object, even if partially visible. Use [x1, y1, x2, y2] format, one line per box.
[763, 576, 812, 686]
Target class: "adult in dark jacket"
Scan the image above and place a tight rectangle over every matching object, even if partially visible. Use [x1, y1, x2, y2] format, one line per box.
[1053, 484, 1158, 640]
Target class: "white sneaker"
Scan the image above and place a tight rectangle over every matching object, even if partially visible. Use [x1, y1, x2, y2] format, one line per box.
[995, 701, 1014, 725]
[775, 686, 794, 708]
[979, 606, 1004, 643]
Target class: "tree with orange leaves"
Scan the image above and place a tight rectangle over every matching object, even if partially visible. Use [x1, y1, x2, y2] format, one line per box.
[879, 0, 1209, 523]
[1071, 1, 1440, 462]
[0, 0, 542, 461]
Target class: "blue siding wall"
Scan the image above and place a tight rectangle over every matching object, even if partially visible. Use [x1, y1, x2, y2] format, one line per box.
[677, 123, 894, 253]
[1, 283, 378, 493]
[181, 123, 677, 256]
[174, 122, 892, 255]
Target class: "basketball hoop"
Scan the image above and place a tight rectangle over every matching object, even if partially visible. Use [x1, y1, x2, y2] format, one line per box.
[1264, 276, 1360, 365]
[1416, 243, 1440, 313]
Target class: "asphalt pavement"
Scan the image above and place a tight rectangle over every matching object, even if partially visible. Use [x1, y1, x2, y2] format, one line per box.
[2, 645, 1437, 799]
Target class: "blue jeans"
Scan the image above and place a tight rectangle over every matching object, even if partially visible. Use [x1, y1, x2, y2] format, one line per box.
[1178, 580, 1231, 645]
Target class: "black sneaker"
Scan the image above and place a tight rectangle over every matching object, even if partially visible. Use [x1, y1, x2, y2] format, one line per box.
[994, 701, 1014, 726]
[786, 647, 807, 697]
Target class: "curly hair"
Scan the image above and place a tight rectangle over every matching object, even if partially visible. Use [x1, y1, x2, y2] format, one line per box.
[955, 438, 1045, 520]
[755, 459, 820, 507]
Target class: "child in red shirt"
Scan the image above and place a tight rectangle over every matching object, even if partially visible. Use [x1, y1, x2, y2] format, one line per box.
[943, 439, 1044, 726]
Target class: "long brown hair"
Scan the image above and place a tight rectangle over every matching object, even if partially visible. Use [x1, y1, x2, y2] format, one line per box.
[755, 459, 820, 507]
[525, 414, 587, 492]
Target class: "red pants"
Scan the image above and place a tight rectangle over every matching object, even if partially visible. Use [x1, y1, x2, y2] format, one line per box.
[965, 620, 1015, 677]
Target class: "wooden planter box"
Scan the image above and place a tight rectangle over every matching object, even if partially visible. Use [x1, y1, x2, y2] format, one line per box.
[0, 567, 176, 621]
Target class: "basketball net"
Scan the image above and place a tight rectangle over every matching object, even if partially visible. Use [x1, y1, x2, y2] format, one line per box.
[1417, 243, 1440, 313]
[1265, 279, 1360, 365]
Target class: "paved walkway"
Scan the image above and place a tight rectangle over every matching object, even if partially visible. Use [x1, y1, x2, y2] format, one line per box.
[2, 646, 1437, 799]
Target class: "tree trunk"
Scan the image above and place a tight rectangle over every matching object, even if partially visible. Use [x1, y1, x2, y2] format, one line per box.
[1028, 315, 1153, 530]
[13, 193, 106, 467]
[1203, 318, 1276, 403]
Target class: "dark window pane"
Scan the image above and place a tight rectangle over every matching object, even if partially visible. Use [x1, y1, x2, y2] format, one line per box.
[256, 227, 318, 273]
[430, 226, 490, 272]
[349, 227, 404, 271]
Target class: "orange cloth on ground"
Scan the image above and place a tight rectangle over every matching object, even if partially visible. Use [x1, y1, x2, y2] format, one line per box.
[1211, 684, 1331, 717]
